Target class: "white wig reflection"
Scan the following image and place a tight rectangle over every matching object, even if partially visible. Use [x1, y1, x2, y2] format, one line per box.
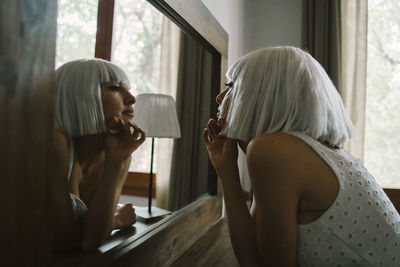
[55, 58, 130, 137]
[222, 46, 354, 147]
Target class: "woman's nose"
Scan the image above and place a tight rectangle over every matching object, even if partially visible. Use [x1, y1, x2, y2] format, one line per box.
[125, 91, 136, 105]
[216, 93, 223, 104]
[216, 88, 228, 104]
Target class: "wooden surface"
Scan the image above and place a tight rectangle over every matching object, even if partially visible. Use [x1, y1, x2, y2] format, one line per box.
[0, 0, 57, 265]
[55, 195, 222, 266]
[172, 218, 239, 267]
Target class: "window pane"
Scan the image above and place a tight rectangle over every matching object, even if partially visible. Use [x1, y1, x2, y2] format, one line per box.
[56, 0, 98, 68]
[364, 0, 400, 188]
[112, 0, 163, 172]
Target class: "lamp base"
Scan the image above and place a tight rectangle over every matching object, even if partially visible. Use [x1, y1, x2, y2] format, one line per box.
[135, 206, 172, 224]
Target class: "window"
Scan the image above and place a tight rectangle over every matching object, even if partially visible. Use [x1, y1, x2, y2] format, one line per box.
[56, 0, 98, 68]
[364, 0, 400, 188]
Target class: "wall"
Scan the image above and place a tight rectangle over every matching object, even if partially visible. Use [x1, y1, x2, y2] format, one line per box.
[201, 0, 303, 199]
[202, 0, 302, 64]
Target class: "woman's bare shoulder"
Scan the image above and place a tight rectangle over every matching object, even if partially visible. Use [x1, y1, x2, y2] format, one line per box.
[54, 128, 69, 145]
[247, 132, 304, 160]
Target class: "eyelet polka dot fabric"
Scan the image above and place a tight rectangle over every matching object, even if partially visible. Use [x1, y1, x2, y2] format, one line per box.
[289, 132, 400, 267]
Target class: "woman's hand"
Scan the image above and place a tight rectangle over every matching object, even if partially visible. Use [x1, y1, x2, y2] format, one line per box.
[203, 118, 239, 178]
[114, 203, 136, 229]
[105, 116, 146, 163]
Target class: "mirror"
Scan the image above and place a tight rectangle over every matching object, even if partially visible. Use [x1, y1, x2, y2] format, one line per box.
[1, 0, 225, 264]
[55, 0, 218, 228]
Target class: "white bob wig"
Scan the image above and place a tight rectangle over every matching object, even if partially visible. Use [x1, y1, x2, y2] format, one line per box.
[222, 46, 354, 147]
[55, 58, 130, 137]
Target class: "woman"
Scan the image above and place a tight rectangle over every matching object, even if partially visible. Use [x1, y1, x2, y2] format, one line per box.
[203, 47, 400, 266]
[52, 59, 146, 251]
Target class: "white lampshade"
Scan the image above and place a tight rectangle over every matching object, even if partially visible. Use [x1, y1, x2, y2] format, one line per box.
[133, 93, 181, 138]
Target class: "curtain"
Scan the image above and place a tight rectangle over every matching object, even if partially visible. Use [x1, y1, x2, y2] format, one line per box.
[302, 0, 368, 160]
[167, 33, 213, 210]
[340, 0, 368, 160]
[302, 0, 341, 88]
[156, 17, 181, 209]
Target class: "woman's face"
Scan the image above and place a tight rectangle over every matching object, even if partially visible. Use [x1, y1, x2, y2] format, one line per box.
[101, 81, 136, 123]
[216, 83, 248, 152]
[216, 85, 232, 120]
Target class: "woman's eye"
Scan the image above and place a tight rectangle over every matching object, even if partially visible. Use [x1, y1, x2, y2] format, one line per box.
[109, 86, 120, 91]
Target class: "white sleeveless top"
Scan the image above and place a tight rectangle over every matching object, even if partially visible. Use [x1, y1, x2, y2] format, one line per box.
[289, 132, 400, 267]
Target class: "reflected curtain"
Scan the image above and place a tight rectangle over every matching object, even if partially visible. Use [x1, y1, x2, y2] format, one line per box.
[167, 34, 213, 210]
[302, 0, 367, 160]
[156, 17, 181, 209]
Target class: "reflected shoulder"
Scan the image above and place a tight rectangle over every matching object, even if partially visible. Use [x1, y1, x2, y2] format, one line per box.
[53, 129, 69, 164]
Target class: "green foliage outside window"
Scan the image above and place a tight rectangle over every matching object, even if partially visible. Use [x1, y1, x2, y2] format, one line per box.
[112, 0, 162, 95]
[365, 0, 400, 188]
[56, 0, 98, 68]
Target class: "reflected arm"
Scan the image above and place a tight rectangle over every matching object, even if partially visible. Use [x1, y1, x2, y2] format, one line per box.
[51, 130, 81, 251]
[51, 129, 131, 251]
[81, 157, 130, 250]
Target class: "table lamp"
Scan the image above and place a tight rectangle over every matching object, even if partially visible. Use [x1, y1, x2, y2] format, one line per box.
[132, 93, 181, 223]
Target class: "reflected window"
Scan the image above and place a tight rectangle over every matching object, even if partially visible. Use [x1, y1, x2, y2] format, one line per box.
[112, 0, 164, 172]
[55, 0, 98, 68]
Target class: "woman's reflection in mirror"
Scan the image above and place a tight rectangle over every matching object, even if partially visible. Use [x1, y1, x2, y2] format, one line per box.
[52, 59, 146, 251]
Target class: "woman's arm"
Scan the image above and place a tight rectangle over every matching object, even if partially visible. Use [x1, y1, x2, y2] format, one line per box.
[81, 156, 130, 250]
[81, 117, 145, 250]
[51, 130, 81, 251]
[246, 134, 303, 267]
[219, 163, 262, 266]
[203, 119, 262, 266]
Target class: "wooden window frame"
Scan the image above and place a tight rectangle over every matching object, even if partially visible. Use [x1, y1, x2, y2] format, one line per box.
[122, 172, 156, 197]
[95, 0, 115, 61]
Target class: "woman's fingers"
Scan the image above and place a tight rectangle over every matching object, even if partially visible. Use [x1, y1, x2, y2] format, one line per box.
[107, 116, 120, 134]
[204, 117, 226, 146]
[217, 117, 225, 130]
[203, 128, 211, 145]
[207, 119, 221, 140]
[137, 127, 146, 143]
[127, 121, 146, 142]
[108, 116, 144, 139]
[107, 116, 128, 135]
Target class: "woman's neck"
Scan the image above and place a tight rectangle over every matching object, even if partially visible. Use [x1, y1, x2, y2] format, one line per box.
[73, 134, 106, 165]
